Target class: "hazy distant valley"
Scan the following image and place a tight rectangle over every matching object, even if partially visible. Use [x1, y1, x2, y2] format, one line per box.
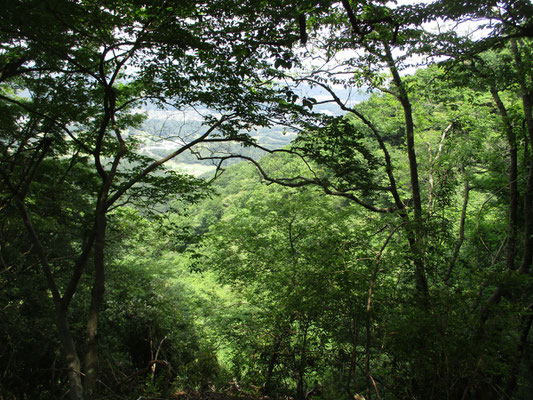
[133, 87, 369, 176]
[135, 112, 295, 176]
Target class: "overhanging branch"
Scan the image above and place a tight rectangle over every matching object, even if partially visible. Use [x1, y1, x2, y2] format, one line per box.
[195, 152, 396, 214]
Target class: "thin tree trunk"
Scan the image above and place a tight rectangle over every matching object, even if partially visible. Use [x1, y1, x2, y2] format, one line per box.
[477, 53, 525, 329]
[446, 175, 470, 282]
[512, 40, 533, 275]
[263, 332, 284, 395]
[1, 171, 86, 400]
[84, 209, 106, 399]
[329, 3, 429, 302]
[296, 325, 309, 400]
[82, 78, 124, 397]
[476, 40, 533, 398]
[428, 123, 453, 211]
[385, 43, 429, 301]
[490, 87, 518, 273]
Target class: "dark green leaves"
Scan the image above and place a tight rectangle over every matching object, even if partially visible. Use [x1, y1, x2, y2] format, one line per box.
[295, 116, 381, 192]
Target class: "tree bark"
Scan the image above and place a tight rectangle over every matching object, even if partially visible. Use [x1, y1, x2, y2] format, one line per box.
[263, 332, 284, 395]
[83, 209, 106, 399]
[384, 43, 429, 301]
[57, 306, 85, 400]
[512, 41, 533, 275]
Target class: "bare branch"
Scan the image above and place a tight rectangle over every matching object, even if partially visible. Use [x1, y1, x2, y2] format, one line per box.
[197, 153, 396, 214]
[105, 114, 236, 209]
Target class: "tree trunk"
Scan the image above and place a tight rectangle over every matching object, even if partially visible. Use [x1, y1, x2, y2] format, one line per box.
[446, 175, 470, 282]
[263, 332, 284, 395]
[490, 86, 518, 273]
[83, 210, 106, 399]
[56, 306, 85, 400]
[384, 43, 429, 301]
[512, 39, 533, 275]
[295, 325, 309, 400]
[4, 185, 86, 400]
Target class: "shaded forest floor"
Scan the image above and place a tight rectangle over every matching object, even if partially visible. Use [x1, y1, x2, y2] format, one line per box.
[169, 390, 268, 400]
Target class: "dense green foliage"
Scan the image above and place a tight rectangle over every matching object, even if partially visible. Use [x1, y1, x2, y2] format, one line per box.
[1, 0, 533, 399]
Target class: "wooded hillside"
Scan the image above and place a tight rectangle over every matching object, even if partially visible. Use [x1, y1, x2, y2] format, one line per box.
[1, 1, 532, 399]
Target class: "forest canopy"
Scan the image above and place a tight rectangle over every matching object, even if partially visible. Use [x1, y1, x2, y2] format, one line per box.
[1, 0, 533, 399]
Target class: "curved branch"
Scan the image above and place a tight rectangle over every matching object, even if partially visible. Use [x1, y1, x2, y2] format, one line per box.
[292, 77, 405, 211]
[0, 166, 62, 304]
[105, 114, 236, 209]
[204, 153, 396, 213]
